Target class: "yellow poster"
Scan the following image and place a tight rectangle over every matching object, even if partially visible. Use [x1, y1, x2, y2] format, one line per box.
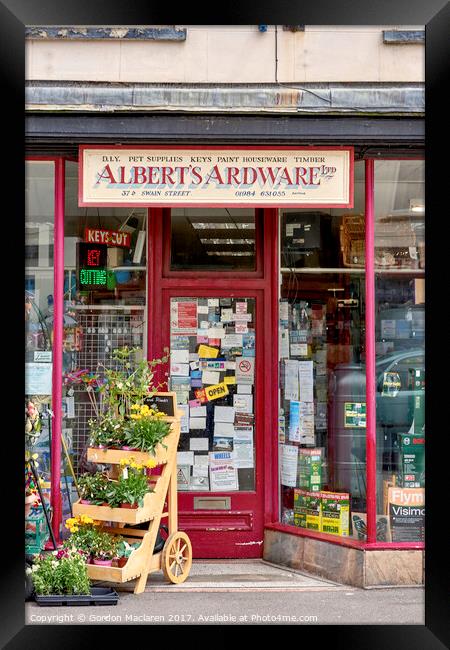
[205, 382, 229, 401]
[198, 344, 219, 359]
[224, 376, 236, 385]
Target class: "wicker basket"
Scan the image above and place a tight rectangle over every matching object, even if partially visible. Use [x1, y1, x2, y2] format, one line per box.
[340, 215, 418, 269]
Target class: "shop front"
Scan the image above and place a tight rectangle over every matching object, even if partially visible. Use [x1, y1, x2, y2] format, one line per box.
[25, 140, 425, 583]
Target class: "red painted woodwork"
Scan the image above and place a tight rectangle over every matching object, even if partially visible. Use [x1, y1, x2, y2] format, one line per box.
[147, 207, 279, 557]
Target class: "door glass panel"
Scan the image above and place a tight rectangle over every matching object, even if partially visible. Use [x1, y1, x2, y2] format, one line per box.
[170, 209, 256, 270]
[169, 297, 256, 491]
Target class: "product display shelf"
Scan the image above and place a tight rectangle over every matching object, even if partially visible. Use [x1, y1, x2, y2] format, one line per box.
[73, 403, 192, 593]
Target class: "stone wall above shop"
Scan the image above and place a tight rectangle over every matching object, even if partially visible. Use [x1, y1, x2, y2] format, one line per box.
[25, 25, 425, 84]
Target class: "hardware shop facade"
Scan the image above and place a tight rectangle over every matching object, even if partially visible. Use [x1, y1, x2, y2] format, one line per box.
[25, 113, 425, 586]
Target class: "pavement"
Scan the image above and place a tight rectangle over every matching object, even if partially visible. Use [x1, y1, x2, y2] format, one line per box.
[25, 559, 424, 625]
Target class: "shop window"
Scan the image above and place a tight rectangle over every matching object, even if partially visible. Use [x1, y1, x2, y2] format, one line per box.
[170, 208, 257, 271]
[374, 160, 425, 543]
[278, 160, 367, 539]
[25, 161, 55, 482]
[61, 161, 148, 476]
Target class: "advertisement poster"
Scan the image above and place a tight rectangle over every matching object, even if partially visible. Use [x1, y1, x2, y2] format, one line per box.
[344, 402, 366, 428]
[281, 444, 299, 487]
[170, 299, 198, 333]
[25, 363, 53, 396]
[388, 487, 425, 542]
[209, 451, 238, 491]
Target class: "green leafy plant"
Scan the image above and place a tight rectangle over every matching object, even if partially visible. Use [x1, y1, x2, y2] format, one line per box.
[72, 346, 169, 450]
[116, 539, 140, 560]
[123, 404, 171, 453]
[97, 346, 170, 418]
[88, 413, 126, 448]
[89, 530, 121, 561]
[78, 472, 109, 504]
[29, 548, 91, 595]
[112, 468, 152, 508]
[64, 515, 123, 560]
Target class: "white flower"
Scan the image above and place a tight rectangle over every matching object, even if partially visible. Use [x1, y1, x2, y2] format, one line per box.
[25, 567, 32, 575]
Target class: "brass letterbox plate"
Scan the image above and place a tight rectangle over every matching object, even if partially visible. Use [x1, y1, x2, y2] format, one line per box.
[193, 497, 231, 510]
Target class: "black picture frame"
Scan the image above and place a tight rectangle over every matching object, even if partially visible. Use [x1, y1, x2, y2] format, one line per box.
[4, 0, 449, 646]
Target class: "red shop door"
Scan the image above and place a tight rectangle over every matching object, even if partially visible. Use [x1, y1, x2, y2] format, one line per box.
[147, 208, 278, 558]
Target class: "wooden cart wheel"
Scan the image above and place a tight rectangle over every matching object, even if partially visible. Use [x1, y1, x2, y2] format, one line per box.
[162, 532, 192, 584]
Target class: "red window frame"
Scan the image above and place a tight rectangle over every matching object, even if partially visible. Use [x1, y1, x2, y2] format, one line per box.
[25, 151, 425, 551]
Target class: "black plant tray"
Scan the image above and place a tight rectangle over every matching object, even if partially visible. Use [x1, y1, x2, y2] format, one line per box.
[34, 587, 119, 607]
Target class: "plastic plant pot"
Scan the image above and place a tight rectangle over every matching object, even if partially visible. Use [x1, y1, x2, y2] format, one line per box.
[79, 499, 92, 505]
[120, 503, 138, 509]
[92, 558, 113, 566]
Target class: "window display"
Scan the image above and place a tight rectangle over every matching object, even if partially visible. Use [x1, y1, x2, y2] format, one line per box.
[169, 297, 256, 491]
[278, 161, 367, 536]
[60, 162, 148, 477]
[25, 161, 55, 481]
[374, 160, 425, 543]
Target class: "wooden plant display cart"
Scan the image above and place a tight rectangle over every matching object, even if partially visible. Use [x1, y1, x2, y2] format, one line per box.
[73, 396, 192, 594]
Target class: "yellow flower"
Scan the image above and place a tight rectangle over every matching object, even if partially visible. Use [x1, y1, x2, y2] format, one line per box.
[70, 525, 79, 533]
[119, 458, 129, 466]
[156, 412, 165, 418]
[130, 413, 141, 420]
[145, 459, 157, 468]
[130, 404, 141, 410]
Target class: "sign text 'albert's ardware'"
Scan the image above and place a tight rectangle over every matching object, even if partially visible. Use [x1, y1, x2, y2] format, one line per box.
[79, 146, 353, 208]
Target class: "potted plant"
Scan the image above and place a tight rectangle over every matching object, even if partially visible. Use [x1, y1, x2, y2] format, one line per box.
[123, 404, 171, 454]
[90, 531, 120, 566]
[114, 465, 153, 509]
[114, 540, 141, 568]
[88, 414, 126, 449]
[64, 347, 170, 452]
[29, 547, 91, 596]
[78, 472, 109, 505]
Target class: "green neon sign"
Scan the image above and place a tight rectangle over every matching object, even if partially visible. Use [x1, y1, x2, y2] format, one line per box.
[79, 268, 107, 286]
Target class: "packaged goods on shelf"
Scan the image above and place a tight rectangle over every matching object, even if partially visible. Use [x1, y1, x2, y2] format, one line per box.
[320, 491, 350, 537]
[396, 432, 425, 488]
[297, 448, 322, 492]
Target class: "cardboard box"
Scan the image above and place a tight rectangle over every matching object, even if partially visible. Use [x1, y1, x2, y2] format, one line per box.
[388, 487, 425, 542]
[297, 448, 322, 491]
[407, 368, 425, 391]
[305, 491, 321, 531]
[396, 433, 425, 488]
[107, 247, 124, 268]
[320, 491, 350, 537]
[408, 394, 425, 434]
[293, 488, 308, 528]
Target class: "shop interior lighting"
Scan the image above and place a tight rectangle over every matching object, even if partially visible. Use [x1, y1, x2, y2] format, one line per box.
[206, 251, 253, 256]
[200, 238, 255, 245]
[409, 199, 425, 214]
[191, 222, 254, 230]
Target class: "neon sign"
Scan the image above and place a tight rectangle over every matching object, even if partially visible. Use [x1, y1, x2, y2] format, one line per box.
[77, 242, 108, 289]
[79, 268, 107, 286]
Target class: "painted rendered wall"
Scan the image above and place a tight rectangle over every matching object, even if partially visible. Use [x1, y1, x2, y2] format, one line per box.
[26, 25, 424, 84]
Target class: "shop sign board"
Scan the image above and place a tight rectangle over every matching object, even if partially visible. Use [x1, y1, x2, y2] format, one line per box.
[79, 146, 353, 208]
[84, 227, 131, 248]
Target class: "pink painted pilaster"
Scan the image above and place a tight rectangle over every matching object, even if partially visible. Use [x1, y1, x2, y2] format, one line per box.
[365, 159, 377, 544]
[50, 158, 65, 544]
